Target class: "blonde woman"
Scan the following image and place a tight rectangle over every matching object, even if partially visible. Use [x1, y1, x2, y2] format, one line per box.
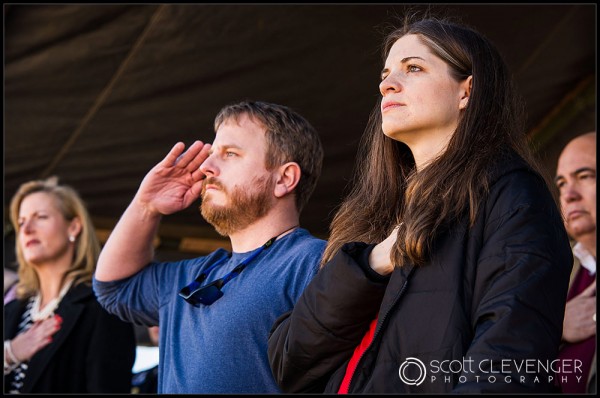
[4, 177, 136, 393]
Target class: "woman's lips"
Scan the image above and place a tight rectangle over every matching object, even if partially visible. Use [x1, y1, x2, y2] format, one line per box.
[381, 101, 404, 112]
[25, 239, 40, 247]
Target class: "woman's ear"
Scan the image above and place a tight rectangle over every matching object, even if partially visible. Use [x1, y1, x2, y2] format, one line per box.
[459, 75, 473, 110]
[68, 216, 83, 240]
[273, 162, 301, 198]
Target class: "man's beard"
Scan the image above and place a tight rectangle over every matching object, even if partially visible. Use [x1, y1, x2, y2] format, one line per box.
[200, 175, 273, 236]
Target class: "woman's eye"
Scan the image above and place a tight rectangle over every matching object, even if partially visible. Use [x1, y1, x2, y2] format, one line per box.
[407, 65, 422, 73]
[225, 152, 237, 157]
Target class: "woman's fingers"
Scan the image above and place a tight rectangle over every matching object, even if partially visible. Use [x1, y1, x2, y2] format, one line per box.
[12, 315, 63, 361]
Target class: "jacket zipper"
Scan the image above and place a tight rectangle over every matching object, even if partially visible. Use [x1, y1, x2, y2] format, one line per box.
[346, 276, 411, 392]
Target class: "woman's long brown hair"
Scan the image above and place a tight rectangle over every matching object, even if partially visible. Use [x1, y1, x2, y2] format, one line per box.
[321, 16, 542, 268]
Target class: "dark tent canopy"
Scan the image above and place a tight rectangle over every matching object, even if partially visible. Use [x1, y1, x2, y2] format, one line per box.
[4, 4, 596, 259]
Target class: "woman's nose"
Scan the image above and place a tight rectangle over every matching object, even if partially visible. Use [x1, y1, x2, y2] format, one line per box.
[20, 218, 34, 234]
[379, 73, 401, 96]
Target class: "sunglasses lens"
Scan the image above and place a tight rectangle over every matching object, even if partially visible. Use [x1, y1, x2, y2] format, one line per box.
[179, 281, 201, 299]
[195, 284, 224, 305]
[179, 282, 224, 306]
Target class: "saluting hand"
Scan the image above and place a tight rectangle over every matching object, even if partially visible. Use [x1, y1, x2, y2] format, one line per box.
[135, 141, 211, 217]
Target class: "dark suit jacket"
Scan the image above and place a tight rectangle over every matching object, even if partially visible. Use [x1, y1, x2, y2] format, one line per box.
[4, 282, 136, 393]
[564, 255, 597, 392]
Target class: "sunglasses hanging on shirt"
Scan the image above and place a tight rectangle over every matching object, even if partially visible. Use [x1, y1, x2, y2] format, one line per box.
[179, 226, 297, 306]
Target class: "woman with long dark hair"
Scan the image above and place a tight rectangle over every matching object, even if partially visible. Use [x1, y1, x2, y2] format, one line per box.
[268, 16, 573, 393]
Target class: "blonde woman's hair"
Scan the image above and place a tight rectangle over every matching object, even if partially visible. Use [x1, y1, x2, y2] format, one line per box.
[9, 177, 100, 299]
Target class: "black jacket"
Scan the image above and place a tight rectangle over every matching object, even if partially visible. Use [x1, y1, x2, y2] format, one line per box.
[4, 283, 136, 393]
[268, 153, 573, 393]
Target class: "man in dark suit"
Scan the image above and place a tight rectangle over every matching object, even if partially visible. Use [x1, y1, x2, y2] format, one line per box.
[554, 131, 596, 393]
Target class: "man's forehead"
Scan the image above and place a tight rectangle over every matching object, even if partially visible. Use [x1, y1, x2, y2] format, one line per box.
[563, 134, 596, 155]
[558, 138, 596, 170]
[212, 116, 266, 148]
[217, 113, 265, 131]
[560, 149, 596, 167]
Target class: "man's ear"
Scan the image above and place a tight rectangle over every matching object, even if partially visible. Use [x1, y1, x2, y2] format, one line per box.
[273, 162, 301, 198]
[459, 75, 473, 110]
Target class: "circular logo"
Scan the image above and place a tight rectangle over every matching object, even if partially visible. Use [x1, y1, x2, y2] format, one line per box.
[398, 357, 427, 386]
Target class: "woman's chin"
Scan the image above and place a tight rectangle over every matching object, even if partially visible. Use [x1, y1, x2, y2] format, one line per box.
[382, 125, 404, 142]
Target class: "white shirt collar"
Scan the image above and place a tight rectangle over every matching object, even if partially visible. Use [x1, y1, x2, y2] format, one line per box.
[573, 242, 596, 275]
